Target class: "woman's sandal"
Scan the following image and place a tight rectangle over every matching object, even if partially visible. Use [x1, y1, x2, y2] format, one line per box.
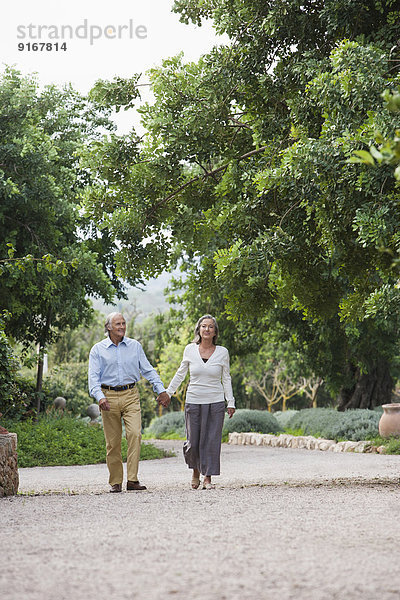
[191, 475, 200, 489]
[202, 481, 216, 490]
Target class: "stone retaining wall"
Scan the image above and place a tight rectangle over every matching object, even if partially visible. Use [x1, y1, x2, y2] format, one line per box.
[0, 433, 19, 496]
[228, 432, 386, 454]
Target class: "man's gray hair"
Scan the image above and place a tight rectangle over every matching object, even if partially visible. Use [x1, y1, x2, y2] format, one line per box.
[104, 312, 124, 335]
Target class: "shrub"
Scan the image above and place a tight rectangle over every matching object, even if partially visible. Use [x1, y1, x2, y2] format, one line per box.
[44, 362, 91, 416]
[136, 379, 162, 428]
[223, 409, 282, 436]
[47, 363, 158, 425]
[145, 411, 186, 438]
[3, 414, 165, 467]
[0, 318, 18, 404]
[273, 410, 299, 429]
[286, 408, 381, 441]
[0, 374, 36, 420]
[0, 314, 28, 418]
[146, 408, 283, 439]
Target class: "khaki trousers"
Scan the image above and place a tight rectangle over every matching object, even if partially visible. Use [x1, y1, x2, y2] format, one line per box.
[101, 386, 141, 486]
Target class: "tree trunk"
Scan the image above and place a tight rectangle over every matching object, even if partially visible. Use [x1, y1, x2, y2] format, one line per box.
[35, 307, 52, 416]
[35, 350, 44, 415]
[338, 361, 393, 411]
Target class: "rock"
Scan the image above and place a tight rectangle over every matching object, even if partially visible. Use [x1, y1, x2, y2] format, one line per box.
[333, 441, 360, 452]
[227, 431, 378, 456]
[262, 435, 275, 446]
[276, 435, 289, 447]
[353, 441, 371, 453]
[333, 442, 347, 452]
[228, 433, 238, 445]
[306, 436, 315, 448]
[317, 440, 336, 451]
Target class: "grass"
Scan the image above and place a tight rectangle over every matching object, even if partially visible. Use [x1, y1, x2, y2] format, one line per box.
[369, 435, 400, 454]
[142, 430, 185, 440]
[4, 414, 167, 467]
[7, 411, 400, 468]
[283, 427, 306, 437]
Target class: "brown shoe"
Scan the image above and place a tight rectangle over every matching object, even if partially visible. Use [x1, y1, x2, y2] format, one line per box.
[127, 480, 147, 491]
[110, 484, 122, 493]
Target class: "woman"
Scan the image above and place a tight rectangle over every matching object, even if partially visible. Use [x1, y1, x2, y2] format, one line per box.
[166, 315, 235, 489]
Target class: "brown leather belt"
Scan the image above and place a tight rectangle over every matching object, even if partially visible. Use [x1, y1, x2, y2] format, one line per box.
[101, 383, 135, 391]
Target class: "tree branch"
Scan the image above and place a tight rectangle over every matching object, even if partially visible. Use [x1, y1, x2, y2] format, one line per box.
[140, 145, 268, 232]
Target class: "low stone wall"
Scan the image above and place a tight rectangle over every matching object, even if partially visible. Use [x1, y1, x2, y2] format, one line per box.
[0, 433, 19, 497]
[228, 432, 386, 454]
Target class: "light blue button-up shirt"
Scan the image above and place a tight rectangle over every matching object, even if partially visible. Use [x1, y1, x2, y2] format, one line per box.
[88, 336, 166, 402]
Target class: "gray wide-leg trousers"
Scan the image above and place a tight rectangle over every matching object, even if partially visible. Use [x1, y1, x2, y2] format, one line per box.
[183, 401, 225, 476]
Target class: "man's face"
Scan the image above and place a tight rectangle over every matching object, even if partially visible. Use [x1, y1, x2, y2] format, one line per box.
[110, 315, 126, 341]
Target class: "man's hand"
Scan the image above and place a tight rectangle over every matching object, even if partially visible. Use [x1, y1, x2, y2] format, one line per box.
[99, 398, 110, 411]
[157, 392, 170, 407]
[227, 407, 235, 419]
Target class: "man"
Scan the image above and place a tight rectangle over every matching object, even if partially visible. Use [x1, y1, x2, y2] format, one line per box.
[88, 312, 170, 492]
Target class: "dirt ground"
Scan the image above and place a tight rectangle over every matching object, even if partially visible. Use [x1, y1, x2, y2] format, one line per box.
[1, 441, 400, 600]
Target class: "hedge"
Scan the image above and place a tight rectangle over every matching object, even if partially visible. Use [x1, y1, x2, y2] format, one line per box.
[223, 409, 282, 435]
[286, 408, 381, 441]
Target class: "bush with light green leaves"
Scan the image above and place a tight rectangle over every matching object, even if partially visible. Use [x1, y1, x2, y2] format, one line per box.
[223, 409, 282, 436]
[286, 408, 382, 441]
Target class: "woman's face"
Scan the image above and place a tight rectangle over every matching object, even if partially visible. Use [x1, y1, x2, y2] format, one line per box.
[199, 318, 215, 341]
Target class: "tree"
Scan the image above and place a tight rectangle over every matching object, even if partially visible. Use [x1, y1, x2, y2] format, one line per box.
[300, 377, 324, 409]
[157, 333, 190, 413]
[0, 312, 19, 407]
[83, 2, 400, 408]
[244, 359, 303, 412]
[0, 68, 123, 411]
[47, 311, 106, 366]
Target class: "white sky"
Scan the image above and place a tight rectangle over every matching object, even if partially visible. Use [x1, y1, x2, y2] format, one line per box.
[2, 0, 225, 132]
[2, 1, 225, 297]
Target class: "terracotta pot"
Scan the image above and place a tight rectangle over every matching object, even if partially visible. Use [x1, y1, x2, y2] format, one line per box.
[378, 403, 400, 438]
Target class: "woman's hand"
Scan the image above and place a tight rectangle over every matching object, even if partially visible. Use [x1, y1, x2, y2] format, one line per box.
[227, 407, 235, 419]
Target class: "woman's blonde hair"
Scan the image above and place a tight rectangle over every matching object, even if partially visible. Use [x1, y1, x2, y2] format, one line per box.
[193, 314, 219, 345]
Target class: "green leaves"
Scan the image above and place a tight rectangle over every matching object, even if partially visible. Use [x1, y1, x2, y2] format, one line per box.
[348, 149, 376, 165]
[79, 2, 400, 405]
[0, 68, 120, 356]
[89, 74, 141, 112]
[0, 245, 77, 276]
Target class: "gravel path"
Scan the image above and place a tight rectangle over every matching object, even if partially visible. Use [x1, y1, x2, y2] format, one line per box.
[2, 441, 400, 600]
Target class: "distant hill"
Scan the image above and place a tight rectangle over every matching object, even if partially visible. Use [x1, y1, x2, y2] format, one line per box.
[90, 272, 179, 320]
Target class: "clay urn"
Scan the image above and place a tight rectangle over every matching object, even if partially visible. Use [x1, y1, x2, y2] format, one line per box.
[378, 403, 400, 438]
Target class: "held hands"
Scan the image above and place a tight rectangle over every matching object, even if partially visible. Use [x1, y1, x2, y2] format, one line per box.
[157, 391, 171, 408]
[227, 407, 235, 419]
[99, 398, 110, 411]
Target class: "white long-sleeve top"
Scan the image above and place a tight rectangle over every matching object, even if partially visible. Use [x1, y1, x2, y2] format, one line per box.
[166, 343, 235, 408]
